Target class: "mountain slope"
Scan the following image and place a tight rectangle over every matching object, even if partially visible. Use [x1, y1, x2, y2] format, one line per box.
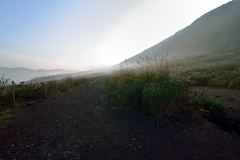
[123, 0, 240, 64]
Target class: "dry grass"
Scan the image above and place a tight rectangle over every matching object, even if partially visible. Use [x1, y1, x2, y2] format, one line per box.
[105, 53, 226, 122]
[0, 75, 100, 112]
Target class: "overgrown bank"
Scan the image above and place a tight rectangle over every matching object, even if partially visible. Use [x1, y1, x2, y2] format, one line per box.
[181, 59, 240, 89]
[0, 75, 100, 116]
[105, 55, 227, 122]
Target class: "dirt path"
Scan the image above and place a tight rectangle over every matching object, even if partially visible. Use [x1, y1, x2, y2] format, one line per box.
[0, 77, 240, 160]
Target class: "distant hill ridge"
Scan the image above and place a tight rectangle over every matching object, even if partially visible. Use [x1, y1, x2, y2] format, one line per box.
[0, 66, 79, 84]
[123, 0, 240, 64]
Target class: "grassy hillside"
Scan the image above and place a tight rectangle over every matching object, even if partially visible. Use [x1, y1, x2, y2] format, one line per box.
[180, 59, 240, 89]
[123, 0, 240, 64]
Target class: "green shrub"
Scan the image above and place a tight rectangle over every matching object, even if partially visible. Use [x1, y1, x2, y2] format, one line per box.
[0, 110, 10, 117]
[185, 92, 227, 118]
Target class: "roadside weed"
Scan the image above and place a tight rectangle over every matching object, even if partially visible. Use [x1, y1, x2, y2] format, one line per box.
[0, 75, 98, 109]
[105, 54, 229, 122]
[183, 60, 240, 88]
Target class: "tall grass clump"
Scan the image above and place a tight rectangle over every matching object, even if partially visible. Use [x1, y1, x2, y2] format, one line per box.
[56, 76, 89, 92]
[0, 75, 11, 109]
[105, 54, 227, 121]
[105, 54, 188, 118]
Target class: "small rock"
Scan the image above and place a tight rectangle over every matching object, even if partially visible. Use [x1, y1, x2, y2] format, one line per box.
[27, 101, 35, 105]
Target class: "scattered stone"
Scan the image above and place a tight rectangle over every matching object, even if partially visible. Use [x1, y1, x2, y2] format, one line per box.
[27, 101, 35, 105]
[228, 97, 236, 101]
[37, 100, 43, 103]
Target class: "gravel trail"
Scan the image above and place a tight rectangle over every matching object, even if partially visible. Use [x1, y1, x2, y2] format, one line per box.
[0, 77, 240, 160]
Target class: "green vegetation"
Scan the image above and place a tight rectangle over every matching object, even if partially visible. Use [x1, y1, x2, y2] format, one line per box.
[105, 55, 227, 122]
[0, 109, 10, 120]
[0, 75, 99, 115]
[185, 92, 227, 119]
[182, 60, 240, 89]
[232, 132, 239, 139]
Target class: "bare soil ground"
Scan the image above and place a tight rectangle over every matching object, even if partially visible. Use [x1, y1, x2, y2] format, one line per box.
[191, 86, 240, 136]
[191, 86, 240, 112]
[0, 77, 240, 160]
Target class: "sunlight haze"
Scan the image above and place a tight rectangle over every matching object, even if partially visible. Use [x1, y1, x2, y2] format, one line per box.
[0, 0, 231, 70]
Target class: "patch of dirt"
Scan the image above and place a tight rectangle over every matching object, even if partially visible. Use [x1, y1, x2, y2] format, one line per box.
[191, 86, 240, 135]
[0, 78, 240, 159]
[191, 86, 240, 112]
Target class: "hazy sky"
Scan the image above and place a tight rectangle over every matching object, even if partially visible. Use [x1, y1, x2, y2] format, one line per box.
[0, 0, 231, 70]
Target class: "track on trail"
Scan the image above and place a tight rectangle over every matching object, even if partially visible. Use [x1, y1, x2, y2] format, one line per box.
[0, 77, 240, 160]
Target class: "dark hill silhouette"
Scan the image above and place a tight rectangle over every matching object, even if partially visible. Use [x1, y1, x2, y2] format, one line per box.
[122, 0, 240, 64]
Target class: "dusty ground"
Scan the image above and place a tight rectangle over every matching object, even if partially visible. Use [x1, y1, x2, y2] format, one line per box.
[191, 86, 240, 135]
[0, 77, 240, 160]
[191, 86, 240, 112]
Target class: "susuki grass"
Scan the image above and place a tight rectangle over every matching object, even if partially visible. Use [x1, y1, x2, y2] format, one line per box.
[0, 75, 12, 108]
[182, 60, 240, 89]
[0, 75, 99, 112]
[105, 54, 227, 121]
